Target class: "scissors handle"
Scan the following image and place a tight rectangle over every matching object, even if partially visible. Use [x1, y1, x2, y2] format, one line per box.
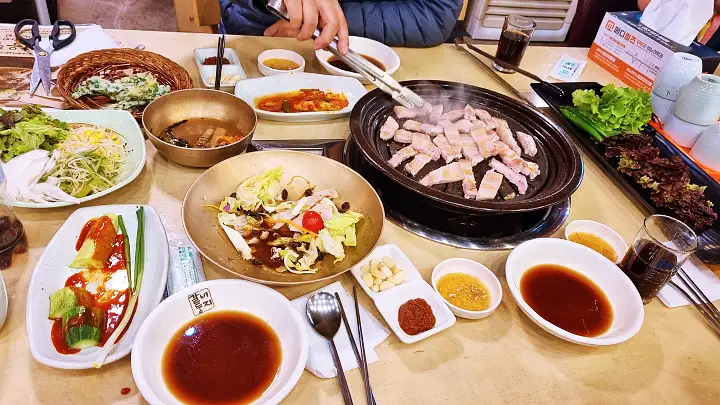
[14, 19, 40, 50]
[50, 20, 76, 51]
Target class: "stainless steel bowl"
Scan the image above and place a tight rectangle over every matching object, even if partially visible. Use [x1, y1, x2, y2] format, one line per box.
[142, 89, 257, 167]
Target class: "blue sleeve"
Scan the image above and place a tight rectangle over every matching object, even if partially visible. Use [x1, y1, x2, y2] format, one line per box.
[220, 0, 278, 35]
[341, 0, 463, 47]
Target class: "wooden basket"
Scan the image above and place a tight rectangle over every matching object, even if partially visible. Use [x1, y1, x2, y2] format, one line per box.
[56, 49, 194, 119]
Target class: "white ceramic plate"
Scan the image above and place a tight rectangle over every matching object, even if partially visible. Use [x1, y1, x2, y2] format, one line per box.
[316, 36, 400, 83]
[26, 205, 169, 369]
[350, 244, 456, 344]
[234, 72, 367, 122]
[132, 279, 308, 405]
[506, 238, 644, 346]
[10, 110, 147, 209]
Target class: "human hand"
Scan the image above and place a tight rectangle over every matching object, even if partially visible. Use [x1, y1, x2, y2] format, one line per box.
[264, 0, 349, 54]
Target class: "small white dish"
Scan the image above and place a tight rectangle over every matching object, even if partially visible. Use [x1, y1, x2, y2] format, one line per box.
[664, 113, 709, 148]
[198, 64, 247, 92]
[316, 36, 400, 83]
[564, 220, 628, 264]
[690, 122, 720, 171]
[506, 238, 644, 346]
[673, 73, 720, 126]
[257, 49, 305, 76]
[652, 52, 702, 102]
[26, 205, 169, 369]
[650, 92, 676, 124]
[350, 244, 455, 344]
[431, 258, 502, 319]
[234, 73, 367, 122]
[10, 110, 146, 209]
[0, 270, 7, 332]
[193, 47, 241, 66]
[132, 279, 308, 405]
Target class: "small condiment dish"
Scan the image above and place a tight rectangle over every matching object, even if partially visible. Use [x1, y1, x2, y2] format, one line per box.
[506, 238, 644, 346]
[564, 220, 628, 264]
[316, 36, 400, 83]
[431, 258, 502, 319]
[258, 49, 305, 76]
[132, 279, 308, 405]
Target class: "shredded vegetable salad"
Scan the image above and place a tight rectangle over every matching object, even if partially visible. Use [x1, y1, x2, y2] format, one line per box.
[215, 167, 362, 274]
[41, 125, 127, 198]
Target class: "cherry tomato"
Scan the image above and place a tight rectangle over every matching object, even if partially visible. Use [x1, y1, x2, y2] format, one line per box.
[302, 211, 324, 233]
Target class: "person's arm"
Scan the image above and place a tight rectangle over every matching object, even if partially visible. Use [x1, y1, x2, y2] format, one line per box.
[341, 0, 463, 47]
[638, 0, 652, 11]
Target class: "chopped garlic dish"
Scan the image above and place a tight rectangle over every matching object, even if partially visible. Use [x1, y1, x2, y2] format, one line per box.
[71, 72, 170, 111]
[360, 256, 405, 292]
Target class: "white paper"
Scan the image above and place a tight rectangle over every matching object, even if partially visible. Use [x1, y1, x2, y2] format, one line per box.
[657, 255, 720, 307]
[39, 24, 119, 67]
[640, 0, 715, 46]
[291, 281, 390, 379]
[549, 55, 587, 82]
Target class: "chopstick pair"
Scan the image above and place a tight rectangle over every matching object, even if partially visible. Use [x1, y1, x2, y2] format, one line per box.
[669, 269, 720, 336]
[335, 288, 377, 405]
[214, 35, 226, 91]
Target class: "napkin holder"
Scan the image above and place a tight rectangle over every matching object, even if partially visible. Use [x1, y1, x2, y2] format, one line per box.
[589, 11, 720, 91]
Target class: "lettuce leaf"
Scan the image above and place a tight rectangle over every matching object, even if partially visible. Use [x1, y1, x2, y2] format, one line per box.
[234, 167, 283, 211]
[0, 105, 70, 161]
[571, 85, 652, 137]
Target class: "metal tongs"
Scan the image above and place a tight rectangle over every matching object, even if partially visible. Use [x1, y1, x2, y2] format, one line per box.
[265, 0, 425, 108]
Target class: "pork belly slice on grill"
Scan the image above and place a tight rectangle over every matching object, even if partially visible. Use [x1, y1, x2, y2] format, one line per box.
[474, 108, 493, 123]
[463, 104, 476, 121]
[516, 131, 538, 157]
[388, 145, 417, 168]
[393, 103, 433, 119]
[456, 119, 477, 134]
[458, 134, 484, 166]
[380, 116, 399, 140]
[419, 161, 464, 186]
[489, 158, 528, 195]
[458, 159, 478, 199]
[495, 142, 540, 180]
[476, 169, 504, 201]
[439, 109, 464, 123]
[403, 119, 443, 136]
[469, 127, 501, 159]
[393, 129, 415, 143]
[428, 104, 444, 123]
[493, 118, 522, 156]
[432, 134, 463, 163]
[411, 133, 442, 161]
[405, 153, 433, 176]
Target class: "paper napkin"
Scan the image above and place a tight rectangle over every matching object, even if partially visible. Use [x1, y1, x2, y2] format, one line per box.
[658, 255, 720, 308]
[291, 281, 389, 379]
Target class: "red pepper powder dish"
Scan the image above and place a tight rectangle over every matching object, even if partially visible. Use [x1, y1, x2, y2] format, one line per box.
[398, 298, 436, 335]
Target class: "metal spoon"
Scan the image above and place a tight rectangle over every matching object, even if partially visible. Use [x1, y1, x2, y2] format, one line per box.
[307, 292, 354, 405]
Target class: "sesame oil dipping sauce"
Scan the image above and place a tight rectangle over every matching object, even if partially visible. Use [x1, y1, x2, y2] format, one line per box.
[520, 264, 613, 337]
[436, 273, 491, 311]
[568, 232, 617, 262]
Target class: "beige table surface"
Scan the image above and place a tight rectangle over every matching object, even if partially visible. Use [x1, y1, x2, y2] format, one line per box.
[1, 31, 719, 405]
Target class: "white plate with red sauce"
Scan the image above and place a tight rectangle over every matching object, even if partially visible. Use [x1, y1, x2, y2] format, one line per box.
[26, 204, 169, 369]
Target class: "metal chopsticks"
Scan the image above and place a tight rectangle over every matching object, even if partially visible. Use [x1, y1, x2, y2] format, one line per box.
[214, 34, 226, 91]
[668, 270, 720, 336]
[335, 291, 377, 405]
[264, 0, 424, 109]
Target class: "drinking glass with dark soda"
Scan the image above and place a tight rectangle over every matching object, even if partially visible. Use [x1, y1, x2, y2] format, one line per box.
[493, 15, 536, 74]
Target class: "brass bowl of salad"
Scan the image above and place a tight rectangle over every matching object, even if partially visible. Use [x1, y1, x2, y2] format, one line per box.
[142, 89, 257, 167]
[182, 151, 385, 285]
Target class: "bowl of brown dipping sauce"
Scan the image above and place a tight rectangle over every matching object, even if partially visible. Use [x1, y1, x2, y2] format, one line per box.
[564, 220, 628, 264]
[432, 258, 502, 319]
[316, 36, 400, 83]
[258, 49, 305, 76]
[506, 238, 644, 346]
[131, 279, 308, 405]
[142, 88, 257, 167]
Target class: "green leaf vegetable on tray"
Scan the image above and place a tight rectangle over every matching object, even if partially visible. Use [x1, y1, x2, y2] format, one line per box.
[214, 167, 362, 275]
[559, 84, 653, 142]
[0, 105, 69, 161]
